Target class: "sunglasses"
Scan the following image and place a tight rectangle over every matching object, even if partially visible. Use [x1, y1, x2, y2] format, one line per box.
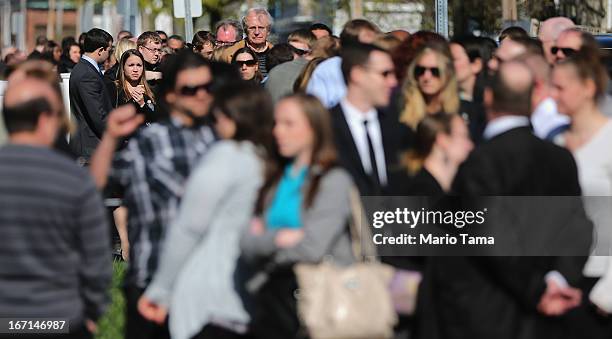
[179, 82, 212, 96]
[551, 46, 577, 56]
[291, 46, 310, 56]
[235, 59, 257, 67]
[414, 66, 440, 78]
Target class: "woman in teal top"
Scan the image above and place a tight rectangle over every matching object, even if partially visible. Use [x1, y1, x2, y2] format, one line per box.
[265, 163, 308, 229]
[241, 93, 355, 339]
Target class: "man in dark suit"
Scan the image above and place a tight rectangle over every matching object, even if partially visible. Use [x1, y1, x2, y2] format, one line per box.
[422, 61, 592, 339]
[69, 28, 113, 163]
[330, 43, 409, 196]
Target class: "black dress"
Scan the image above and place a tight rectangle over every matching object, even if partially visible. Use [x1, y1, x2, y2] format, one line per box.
[58, 55, 76, 73]
[106, 81, 158, 124]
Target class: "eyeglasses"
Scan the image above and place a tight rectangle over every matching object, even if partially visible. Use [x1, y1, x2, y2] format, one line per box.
[141, 45, 162, 55]
[414, 66, 440, 78]
[247, 26, 268, 33]
[179, 82, 212, 96]
[551, 46, 577, 57]
[235, 59, 258, 67]
[217, 40, 238, 47]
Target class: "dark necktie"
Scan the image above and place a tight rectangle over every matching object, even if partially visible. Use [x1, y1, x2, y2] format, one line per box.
[363, 119, 381, 188]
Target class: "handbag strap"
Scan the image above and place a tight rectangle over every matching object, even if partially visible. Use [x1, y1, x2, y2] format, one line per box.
[348, 186, 379, 262]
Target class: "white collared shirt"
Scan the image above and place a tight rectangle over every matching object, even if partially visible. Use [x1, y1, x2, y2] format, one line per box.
[340, 98, 387, 185]
[81, 55, 101, 75]
[483, 115, 531, 140]
[531, 97, 570, 139]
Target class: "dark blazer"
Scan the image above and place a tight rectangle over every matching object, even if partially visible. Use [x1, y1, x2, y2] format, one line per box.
[330, 103, 411, 196]
[419, 126, 592, 339]
[68, 58, 113, 161]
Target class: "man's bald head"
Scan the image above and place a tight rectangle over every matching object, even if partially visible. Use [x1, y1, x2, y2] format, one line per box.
[538, 17, 575, 64]
[3, 79, 59, 136]
[487, 61, 534, 116]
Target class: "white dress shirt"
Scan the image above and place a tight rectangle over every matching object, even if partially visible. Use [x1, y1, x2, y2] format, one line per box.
[483, 115, 531, 140]
[81, 55, 102, 75]
[340, 98, 387, 185]
[531, 97, 570, 139]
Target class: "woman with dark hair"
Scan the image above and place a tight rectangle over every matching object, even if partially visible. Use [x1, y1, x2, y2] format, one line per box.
[107, 49, 156, 123]
[232, 47, 263, 84]
[58, 42, 81, 73]
[395, 112, 473, 195]
[450, 35, 488, 143]
[42, 40, 62, 64]
[240, 93, 355, 339]
[138, 83, 274, 339]
[192, 31, 216, 59]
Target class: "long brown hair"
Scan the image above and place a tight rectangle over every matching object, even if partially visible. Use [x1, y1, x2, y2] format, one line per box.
[402, 112, 456, 174]
[115, 49, 155, 103]
[256, 93, 338, 214]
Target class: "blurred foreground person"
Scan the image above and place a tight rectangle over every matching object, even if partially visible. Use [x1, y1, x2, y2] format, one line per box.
[552, 51, 612, 338]
[331, 43, 407, 196]
[0, 77, 111, 338]
[422, 61, 592, 339]
[139, 84, 273, 339]
[241, 93, 356, 339]
[89, 50, 217, 339]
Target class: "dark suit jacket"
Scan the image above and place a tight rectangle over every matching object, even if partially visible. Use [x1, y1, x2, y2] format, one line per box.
[330, 103, 411, 196]
[69, 58, 113, 161]
[419, 126, 592, 339]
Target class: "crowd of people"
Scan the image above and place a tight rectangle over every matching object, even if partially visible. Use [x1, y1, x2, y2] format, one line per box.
[0, 7, 612, 339]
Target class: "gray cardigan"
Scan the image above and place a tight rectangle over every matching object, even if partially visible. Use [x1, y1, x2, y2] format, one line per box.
[144, 140, 263, 339]
[240, 167, 356, 291]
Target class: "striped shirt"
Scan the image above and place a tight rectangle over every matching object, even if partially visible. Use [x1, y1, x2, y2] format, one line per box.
[0, 144, 111, 324]
[110, 117, 216, 288]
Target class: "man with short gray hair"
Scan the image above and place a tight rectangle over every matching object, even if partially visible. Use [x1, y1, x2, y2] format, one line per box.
[215, 19, 243, 47]
[221, 8, 274, 77]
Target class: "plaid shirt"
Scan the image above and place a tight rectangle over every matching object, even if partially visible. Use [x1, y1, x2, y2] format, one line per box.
[111, 117, 216, 288]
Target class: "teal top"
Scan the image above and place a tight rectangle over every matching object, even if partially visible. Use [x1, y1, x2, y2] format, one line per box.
[265, 163, 309, 230]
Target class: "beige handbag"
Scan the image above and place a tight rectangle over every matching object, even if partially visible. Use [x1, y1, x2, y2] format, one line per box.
[293, 188, 398, 339]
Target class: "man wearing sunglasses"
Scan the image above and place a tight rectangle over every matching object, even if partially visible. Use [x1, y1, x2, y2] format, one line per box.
[553, 28, 588, 63]
[537, 17, 575, 65]
[89, 51, 216, 339]
[331, 43, 408, 196]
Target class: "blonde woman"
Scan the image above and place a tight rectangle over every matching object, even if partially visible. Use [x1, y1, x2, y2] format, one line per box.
[400, 41, 460, 129]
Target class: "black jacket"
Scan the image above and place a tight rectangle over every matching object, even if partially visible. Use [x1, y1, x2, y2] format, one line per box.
[419, 125, 592, 339]
[106, 81, 157, 124]
[329, 103, 411, 196]
[68, 58, 113, 161]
